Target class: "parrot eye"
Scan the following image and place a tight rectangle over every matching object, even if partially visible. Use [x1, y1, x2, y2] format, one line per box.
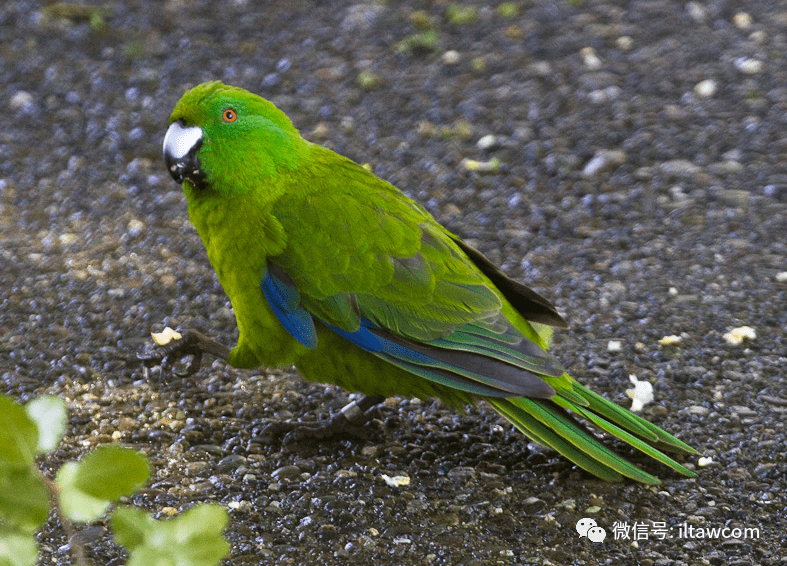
[222, 109, 237, 122]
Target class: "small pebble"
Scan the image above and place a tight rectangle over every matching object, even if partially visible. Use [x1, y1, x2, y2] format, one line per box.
[341, 4, 386, 31]
[272, 465, 302, 480]
[528, 61, 552, 76]
[217, 454, 248, 473]
[59, 233, 78, 245]
[582, 149, 626, 177]
[732, 12, 752, 30]
[731, 405, 757, 418]
[688, 405, 709, 416]
[749, 30, 767, 44]
[114, 416, 137, 432]
[504, 24, 523, 40]
[461, 157, 500, 172]
[10, 90, 34, 110]
[361, 445, 378, 457]
[616, 36, 633, 50]
[660, 159, 702, 178]
[686, 2, 706, 23]
[357, 70, 380, 91]
[476, 134, 498, 150]
[707, 160, 744, 175]
[693, 79, 717, 98]
[185, 461, 210, 476]
[442, 50, 461, 65]
[69, 526, 107, 546]
[447, 466, 476, 480]
[588, 86, 621, 104]
[580, 47, 602, 70]
[127, 218, 145, 237]
[734, 57, 763, 75]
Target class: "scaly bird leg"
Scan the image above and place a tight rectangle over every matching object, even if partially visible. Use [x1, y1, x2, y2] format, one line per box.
[258, 394, 387, 448]
[138, 329, 231, 378]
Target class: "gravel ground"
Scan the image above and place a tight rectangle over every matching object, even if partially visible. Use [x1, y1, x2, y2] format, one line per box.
[2, 0, 786, 564]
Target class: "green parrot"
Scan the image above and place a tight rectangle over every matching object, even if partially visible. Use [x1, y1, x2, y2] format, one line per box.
[146, 81, 697, 484]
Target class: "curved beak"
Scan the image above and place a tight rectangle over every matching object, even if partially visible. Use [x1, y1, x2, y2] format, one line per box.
[163, 121, 206, 187]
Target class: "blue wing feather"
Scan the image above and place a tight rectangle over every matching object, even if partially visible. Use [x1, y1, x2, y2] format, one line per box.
[323, 318, 556, 399]
[261, 267, 318, 349]
[322, 320, 384, 352]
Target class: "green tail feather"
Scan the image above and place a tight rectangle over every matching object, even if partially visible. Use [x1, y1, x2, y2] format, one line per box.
[488, 379, 697, 484]
[570, 382, 698, 453]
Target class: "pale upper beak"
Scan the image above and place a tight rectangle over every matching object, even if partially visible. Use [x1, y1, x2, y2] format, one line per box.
[163, 121, 206, 187]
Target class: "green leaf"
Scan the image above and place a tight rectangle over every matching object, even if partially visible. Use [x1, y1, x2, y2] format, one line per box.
[56, 461, 111, 523]
[56, 445, 150, 523]
[0, 534, 38, 566]
[0, 463, 50, 533]
[112, 504, 229, 566]
[110, 506, 152, 551]
[0, 395, 38, 467]
[72, 445, 150, 501]
[25, 396, 67, 454]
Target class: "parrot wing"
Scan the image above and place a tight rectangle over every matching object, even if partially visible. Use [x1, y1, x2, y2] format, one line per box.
[266, 154, 564, 399]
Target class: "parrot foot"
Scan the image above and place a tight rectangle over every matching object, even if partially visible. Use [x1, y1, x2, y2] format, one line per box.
[138, 329, 231, 379]
[257, 394, 386, 449]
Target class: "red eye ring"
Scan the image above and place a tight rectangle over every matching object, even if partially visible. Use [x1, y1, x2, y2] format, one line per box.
[223, 109, 237, 122]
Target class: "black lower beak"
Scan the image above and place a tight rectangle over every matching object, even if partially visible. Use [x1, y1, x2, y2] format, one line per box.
[165, 148, 195, 184]
[162, 121, 208, 189]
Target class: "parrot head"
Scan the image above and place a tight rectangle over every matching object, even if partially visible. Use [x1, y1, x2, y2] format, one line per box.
[162, 81, 304, 195]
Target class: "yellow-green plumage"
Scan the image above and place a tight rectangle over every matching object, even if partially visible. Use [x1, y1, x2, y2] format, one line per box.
[161, 81, 697, 484]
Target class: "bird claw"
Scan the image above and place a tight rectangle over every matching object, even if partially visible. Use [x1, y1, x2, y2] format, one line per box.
[138, 329, 206, 380]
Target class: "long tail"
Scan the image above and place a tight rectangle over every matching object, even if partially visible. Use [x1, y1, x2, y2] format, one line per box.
[488, 378, 698, 484]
